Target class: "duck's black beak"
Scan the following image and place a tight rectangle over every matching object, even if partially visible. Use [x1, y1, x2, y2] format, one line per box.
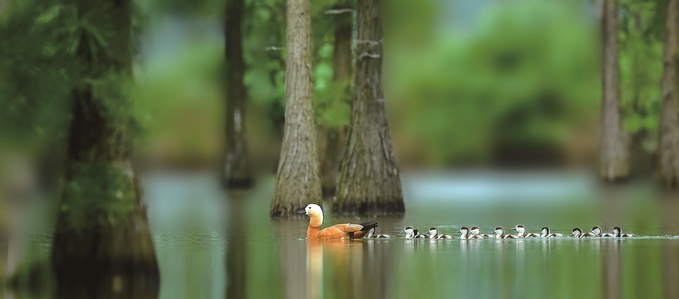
[511, 227, 517, 230]
[297, 210, 306, 215]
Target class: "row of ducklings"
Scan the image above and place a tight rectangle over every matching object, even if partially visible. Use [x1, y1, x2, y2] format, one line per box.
[366, 225, 637, 239]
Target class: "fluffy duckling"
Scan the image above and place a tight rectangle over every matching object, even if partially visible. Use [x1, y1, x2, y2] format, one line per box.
[612, 226, 637, 238]
[590, 226, 603, 237]
[512, 225, 540, 238]
[494, 227, 519, 239]
[571, 227, 591, 238]
[428, 227, 454, 239]
[470, 226, 494, 239]
[299, 204, 377, 240]
[459, 227, 475, 239]
[404, 226, 416, 239]
[540, 227, 565, 238]
[366, 227, 391, 238]
[414, 229, 428, 239]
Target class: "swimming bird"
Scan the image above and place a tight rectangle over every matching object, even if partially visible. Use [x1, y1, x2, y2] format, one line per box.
[512, 225, 540, 238]
[470, 226, 494, 238]
[590, 226, 603, 237]
[366, 227, 391, 238]
[612, 226, 637, 238]
[298, 204, 377, 240]
[460, 226, 482, 239]
[404, 226, 416, 238]
[428, 227, 454, 239]
[414, 229, 428, 239]
[540, 227, 565, 238]
[571, 227, 590, 238]
[494, 227, 518, 239]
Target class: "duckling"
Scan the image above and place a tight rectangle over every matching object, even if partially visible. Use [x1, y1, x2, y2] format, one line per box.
[428, 227, 454, 239]
[590, 226, 603, 237]
[366, 227, 391, 238]
[470, 226, 494, 239]
[540, 227, 565, 238]
[404, 226, 416, 239]
[512, 225, 540, 238]
[459, 226, 476, 239]
[298, 204, 377, 240]
[494, 226, 519, 239]
[414, 229, 428, 239]
[571, 227, 590, 238]
[612, 226, 637, 238]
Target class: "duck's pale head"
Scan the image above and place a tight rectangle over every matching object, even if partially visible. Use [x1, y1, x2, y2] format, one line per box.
[494, 227, 504, 235]
[428, 227, 439, 236]
[470, 226, 481, 235]
[299, 204, 323, 217]
[572, 227, 582, 237]
[541, 227, 549, 236]
[612, 226, 621, 237]
[512, 225, 526, 234]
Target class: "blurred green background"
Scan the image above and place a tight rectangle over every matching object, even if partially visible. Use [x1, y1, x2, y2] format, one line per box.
[0, 0, 667, 173]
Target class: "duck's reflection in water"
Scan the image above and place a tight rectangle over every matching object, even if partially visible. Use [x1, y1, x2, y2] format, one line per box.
[278, 238, 396, 299]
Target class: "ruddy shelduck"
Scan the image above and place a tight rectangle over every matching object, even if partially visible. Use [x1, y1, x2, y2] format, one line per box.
[298, 204, 377, 240]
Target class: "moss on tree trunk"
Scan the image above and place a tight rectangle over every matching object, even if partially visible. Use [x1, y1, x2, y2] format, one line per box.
[658, 0, 679, 187]
[270, 0, 322, 217]
[51, 1, 159, 297]
[223, 0, 253, 189]
[599, 0, 629, 182]
[333, 0, 405, 216]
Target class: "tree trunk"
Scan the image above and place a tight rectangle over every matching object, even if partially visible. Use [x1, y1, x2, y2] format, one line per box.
[333, 0, 405, 216]
[320, 5, 352, 198]
[658, 0, 679, 187]
[269, 0, 322, 217]
[223, 0, 253, 189]
[51, 1, 159, 297]
[599, 0, 629, 182]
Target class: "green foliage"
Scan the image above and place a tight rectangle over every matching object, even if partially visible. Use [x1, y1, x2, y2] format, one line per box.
[389, 0, 600, 165]
[0, 2, 75, 149]
[60, 162, 137, 230]
[619, 0, 665, 150]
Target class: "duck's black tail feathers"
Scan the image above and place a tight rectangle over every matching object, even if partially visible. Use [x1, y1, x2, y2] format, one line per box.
[359, 221, 378, 232]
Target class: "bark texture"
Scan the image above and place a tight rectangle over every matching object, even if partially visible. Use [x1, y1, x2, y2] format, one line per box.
[599, 0, 629, 182]
[51, 1, 159, 297]
[320, 5, 352, 197]
[223, 0, 253, 189]
[333, 0, 405, 216]
[270, 0, 322, 217]
[658, 0, 679, 187]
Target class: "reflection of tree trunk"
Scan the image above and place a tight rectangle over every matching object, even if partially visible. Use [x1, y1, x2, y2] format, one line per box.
[334, 0, 405, 216]
[658, 0, 679, 187]
[599, 0, 629, 182]
[51, 1, 159, 298]
[602, 240, 621, 299]
[270, 0, 322, 217]
[319, 2, 352, 197]
[223, 0, 253, 189]
[225, 192, 247, 298]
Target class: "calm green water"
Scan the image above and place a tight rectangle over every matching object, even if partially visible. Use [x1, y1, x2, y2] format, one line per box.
[7, 171, 679, 298]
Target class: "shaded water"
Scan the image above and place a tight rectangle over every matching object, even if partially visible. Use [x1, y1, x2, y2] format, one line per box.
[4, 171, 679, 298]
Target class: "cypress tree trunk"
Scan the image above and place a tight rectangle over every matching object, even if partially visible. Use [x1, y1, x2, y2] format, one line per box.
[270, 0, 322, 217]
[51, 1, 159, 297]
[223, 0, 253, 189]
[658, 0, 679, 187]
[333, 0, 404, 216]
[599, 0, 629, 182]
[320, 5, 352, 197]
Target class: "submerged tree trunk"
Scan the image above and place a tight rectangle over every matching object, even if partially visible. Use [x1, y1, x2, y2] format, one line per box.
[599, 0, 629, 182]
[270, 0, 322, 217]
[320, 4, 352, 197]
[658, 0, 679, 187]
[51, 1, 159, 297]
[223, 0, 253, 189]
[333, 0, 404, 216]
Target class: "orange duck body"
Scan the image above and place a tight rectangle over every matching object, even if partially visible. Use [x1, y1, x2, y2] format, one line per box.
[299, 204, 378, 240]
